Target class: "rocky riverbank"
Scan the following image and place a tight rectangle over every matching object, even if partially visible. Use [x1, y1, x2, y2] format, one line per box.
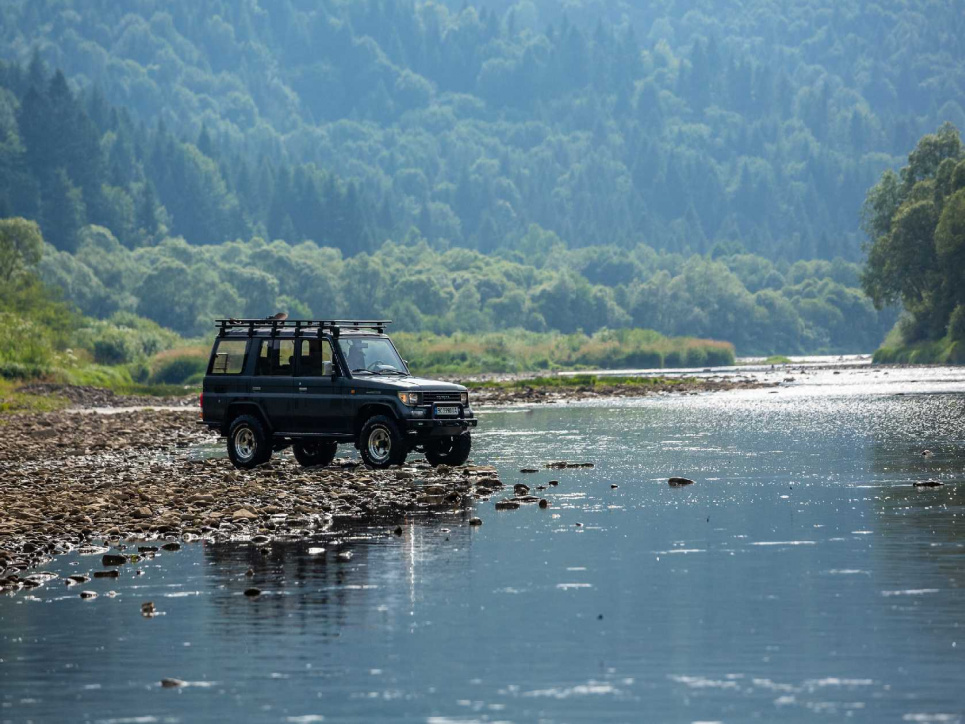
[0, 375, 760, 591]
[465, 375, 771, 405]
[0, 407, 506, 591]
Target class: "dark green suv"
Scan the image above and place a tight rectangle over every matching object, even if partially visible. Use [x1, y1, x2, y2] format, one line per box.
[201, 319, 476, 469]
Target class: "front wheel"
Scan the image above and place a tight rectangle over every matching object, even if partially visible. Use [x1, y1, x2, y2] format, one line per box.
[227, 415, 272, 469]
[292, 440, 338, 467]
[359, 415, 408, 469]
[425, 434, 472, 466]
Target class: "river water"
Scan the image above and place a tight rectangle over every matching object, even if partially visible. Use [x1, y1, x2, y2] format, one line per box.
[2, 366, 964, 723]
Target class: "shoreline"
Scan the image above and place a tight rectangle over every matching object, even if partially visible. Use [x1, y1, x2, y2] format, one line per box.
[0, 375, 765, 588]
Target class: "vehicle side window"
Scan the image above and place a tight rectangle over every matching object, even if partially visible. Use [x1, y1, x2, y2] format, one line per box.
[209, 339, 248, 375]
[296, 339, 334, 377]
[254, 340, 271, 376]
[273, 339, 295, 376]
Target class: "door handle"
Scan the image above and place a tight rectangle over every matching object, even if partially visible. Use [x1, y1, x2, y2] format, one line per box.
[252, 386, 262, 391]
[299, 387, 308, 392]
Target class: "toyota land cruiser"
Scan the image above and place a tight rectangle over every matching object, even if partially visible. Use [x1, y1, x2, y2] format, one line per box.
[200, 319, 476, 469]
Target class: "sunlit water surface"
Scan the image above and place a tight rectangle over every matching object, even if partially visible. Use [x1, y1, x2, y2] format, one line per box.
[2, 366, 965, 723]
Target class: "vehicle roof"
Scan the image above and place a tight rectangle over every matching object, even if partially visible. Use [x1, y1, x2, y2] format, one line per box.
[219, 328, 387, 339]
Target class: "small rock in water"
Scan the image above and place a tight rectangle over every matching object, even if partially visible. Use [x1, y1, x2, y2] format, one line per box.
[495, 499, 520, 511]
[243, 588, 261, 597]
[548, 480, 559, 487]
[94, 570, 119, 578]
[102, 554, 127, 566]
[668, 477, 695, 487]
[921, 449, 933, 457]
[141, 601, 157, 617]
[393, 526, 403, 536]
[79, 590, 97, 599]
[513, 483, 530, 495]
[519, 468, 538, 474]
[469, 517, 483, 526]
[138, 546, 159, 553]
[610, 484, 619, 489]
[538, 499, 549, 509]
[336, 550, 353, 561]
[913, 480, 944, 488]
[161, 678, 185, 688]
[160, 542, 181, 552]
[307, 547, 326, 556]
[245, 568, 255, 577]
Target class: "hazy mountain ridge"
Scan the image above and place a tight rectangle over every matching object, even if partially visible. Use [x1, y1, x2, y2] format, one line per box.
[2, 0, 962, 258]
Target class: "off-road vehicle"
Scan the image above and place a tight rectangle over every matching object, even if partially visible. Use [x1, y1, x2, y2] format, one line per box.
[200, 319, 476, 469]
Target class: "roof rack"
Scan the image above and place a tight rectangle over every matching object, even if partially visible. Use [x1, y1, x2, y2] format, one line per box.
[215, 319, 392, 338]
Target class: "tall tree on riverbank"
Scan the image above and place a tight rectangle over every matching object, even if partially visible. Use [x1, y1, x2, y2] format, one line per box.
[862, 123, 965, 343]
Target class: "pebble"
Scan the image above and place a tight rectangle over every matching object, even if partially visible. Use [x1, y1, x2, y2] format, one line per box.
[913, 480, 944, 488]
[494, 499, 520, 510]
[79, 590, 97, 599]
[513, 484, 530, 495]
[538, 499, 549, 509]
[668, 477, 695, 487]
[469, 517, 483, 526]
[94, 570, 120, 578]
[243, 588, 261, 597]
[161, 678, 185, 688]
[519, 468, 538, 474]
[0, 407, 506, 582]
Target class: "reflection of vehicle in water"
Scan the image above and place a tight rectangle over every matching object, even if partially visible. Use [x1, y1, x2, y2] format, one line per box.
[202, 518, 473, 628]
[201, 319, 477, 469]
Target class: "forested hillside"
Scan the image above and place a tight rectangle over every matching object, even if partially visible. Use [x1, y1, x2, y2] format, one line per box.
[2, 0, 961, 357]
[2, 0, 962, 259]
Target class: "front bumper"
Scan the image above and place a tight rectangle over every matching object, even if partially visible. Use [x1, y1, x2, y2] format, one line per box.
[402, 416, 477, 438]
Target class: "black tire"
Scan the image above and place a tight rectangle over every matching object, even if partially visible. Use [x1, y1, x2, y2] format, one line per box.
[292, 440, 338, 467]
[425, 434, 472, 467]
[359, 415, 408, 469]
[227, 414, 272, 469]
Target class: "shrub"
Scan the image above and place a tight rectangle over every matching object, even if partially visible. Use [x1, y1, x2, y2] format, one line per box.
[149, 352, 208, 384]
[948, 305, 965, 342]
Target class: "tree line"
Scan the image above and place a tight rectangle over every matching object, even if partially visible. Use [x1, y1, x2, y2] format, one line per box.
[33, 223, 894, 356]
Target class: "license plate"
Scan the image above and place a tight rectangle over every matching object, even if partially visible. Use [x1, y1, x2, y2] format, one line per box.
[435, 405, 459, 417]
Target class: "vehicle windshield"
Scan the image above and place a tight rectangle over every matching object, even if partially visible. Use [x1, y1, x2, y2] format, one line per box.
[338, 337, 407, 375]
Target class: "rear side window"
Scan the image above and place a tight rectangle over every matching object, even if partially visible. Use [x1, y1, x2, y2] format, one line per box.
[210, 339, 248, 375]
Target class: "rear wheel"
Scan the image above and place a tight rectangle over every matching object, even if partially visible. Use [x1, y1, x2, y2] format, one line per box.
[227, 415, 271, 469]
[425, 434, 472, 466]
[292, 440, 338, 467]
[359, 415, 407, 469]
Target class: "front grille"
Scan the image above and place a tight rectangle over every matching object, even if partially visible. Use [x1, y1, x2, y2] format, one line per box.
[424, 391, 461, 403]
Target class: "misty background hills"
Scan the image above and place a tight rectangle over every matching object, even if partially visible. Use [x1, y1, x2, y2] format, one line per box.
[0, 0, 962, 352]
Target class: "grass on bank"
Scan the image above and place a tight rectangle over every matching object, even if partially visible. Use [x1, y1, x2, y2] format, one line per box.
[873, 338, 965, 364]
[392, 328, 734, 374]
[461, 374, 690, 391]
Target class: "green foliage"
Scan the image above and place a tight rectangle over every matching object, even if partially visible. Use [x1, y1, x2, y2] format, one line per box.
[0, 217, 42, 282]
[393, 328, 733, 374]
[862, 124, 965, 358]
[148, 351, 208, 385]
[33, 228, 895, 354]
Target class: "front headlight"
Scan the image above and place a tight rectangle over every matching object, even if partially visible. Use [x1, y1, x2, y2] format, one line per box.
[460, 391, 469, 405]
[398, 391, 421, 406]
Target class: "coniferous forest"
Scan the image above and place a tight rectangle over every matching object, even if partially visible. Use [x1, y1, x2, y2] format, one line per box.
[1, 0, 964, 361]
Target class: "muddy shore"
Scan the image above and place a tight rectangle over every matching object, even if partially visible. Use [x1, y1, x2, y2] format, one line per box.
[0, 376, 763, 591]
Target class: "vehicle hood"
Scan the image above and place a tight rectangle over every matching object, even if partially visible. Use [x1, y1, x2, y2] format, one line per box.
[356, 376, 466, 392]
